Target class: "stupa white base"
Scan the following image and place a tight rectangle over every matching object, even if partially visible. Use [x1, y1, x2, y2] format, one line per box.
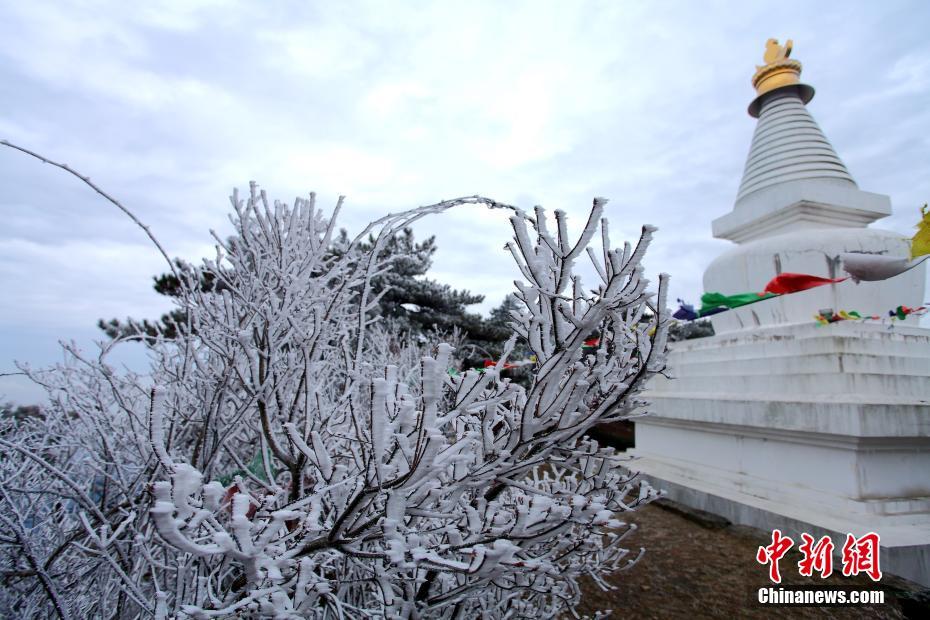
[632, 321, 930, 586]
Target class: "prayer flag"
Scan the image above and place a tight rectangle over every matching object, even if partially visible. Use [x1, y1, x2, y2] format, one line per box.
[911, 204, 930, 259]
[699, 291, 777, 316]
[763, 273, 846, 295]
[673, 299, 698, 321]
[840, 253, 928, 283]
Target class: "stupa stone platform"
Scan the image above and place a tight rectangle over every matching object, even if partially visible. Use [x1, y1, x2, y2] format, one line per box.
[633, 320, 930, 585]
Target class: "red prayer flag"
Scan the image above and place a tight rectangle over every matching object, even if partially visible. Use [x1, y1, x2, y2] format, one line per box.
[762, 273, 846, 295]
[484, 360, 517, 369]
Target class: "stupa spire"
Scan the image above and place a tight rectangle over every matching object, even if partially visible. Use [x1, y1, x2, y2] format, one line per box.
[737, 39, 856, 208]
[713, 39, 888, 243]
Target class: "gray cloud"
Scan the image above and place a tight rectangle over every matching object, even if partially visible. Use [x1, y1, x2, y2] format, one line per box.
[3, 0, 929, 402]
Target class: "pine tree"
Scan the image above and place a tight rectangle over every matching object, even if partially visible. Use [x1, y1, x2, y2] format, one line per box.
[97, 258, 210, 341]
[98, 229, 515, 364]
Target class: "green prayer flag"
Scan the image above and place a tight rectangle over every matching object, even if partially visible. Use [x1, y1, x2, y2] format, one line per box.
[699, 291, 778, 316]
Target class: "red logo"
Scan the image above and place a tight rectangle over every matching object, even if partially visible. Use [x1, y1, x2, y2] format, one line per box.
[841, 532, 882, 581]
[756, 529, 794, 584]
[757, 530, 882, 583]
[797, 533, 834, 578]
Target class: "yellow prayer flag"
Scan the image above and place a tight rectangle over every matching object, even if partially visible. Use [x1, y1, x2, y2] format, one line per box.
[911, 204, 930, 259]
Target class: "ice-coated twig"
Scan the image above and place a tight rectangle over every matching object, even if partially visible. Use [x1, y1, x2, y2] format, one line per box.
[0, 173, 668, 618]
[0, 139, 180, 281]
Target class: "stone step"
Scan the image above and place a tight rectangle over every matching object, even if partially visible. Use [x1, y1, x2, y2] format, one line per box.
[649, 370, 930, 398]
[639, 391, 930, 437]
[631, 459, 930, 587]
[675, 322, 929, 348]
[670, 334, 930, 364]
[667, 352, 930, 377]
[633, 452, 930, 520]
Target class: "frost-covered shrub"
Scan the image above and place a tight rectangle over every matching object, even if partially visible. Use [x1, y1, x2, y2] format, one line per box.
[0, 185, 668, 619]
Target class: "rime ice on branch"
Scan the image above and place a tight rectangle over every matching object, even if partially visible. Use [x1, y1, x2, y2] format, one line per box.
[1, 183, 668, 619]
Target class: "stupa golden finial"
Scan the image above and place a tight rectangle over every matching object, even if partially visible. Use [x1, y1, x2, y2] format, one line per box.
[762, 38, 793, 65]
[748, 38, 814, 117]
[752, 38, 802, 97]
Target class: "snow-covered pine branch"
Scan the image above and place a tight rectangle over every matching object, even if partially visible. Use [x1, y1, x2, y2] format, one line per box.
[0, 183, 668, 619]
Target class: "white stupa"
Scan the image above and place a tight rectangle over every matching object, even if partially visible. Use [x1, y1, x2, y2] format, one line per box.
[633, 39, 930, 586]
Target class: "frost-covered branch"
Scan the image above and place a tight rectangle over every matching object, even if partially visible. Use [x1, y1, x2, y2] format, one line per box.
[1, 175, 668, 618]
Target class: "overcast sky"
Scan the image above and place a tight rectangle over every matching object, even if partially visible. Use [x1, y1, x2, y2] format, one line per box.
[2, 0, 929, 403]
